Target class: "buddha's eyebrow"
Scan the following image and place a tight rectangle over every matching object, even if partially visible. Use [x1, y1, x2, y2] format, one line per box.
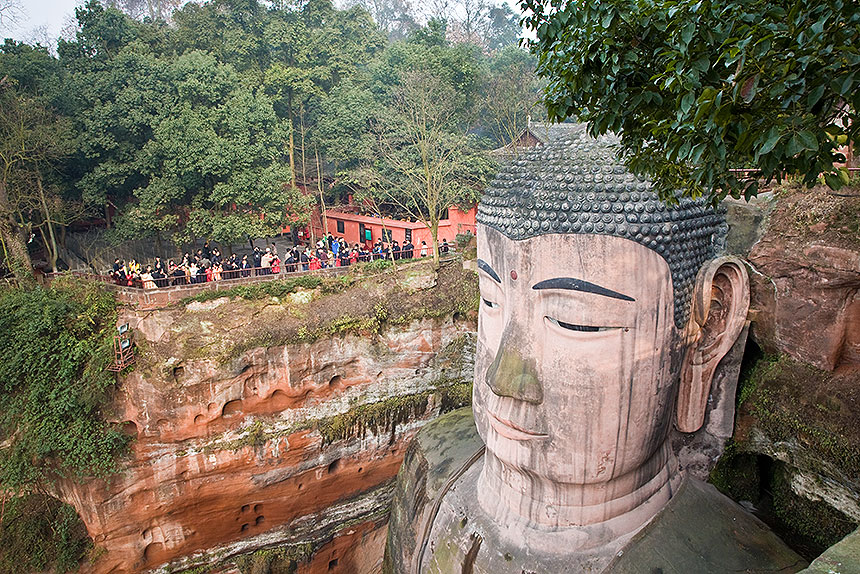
[532, 278, 635, 301]
[477, 259, 501, 284]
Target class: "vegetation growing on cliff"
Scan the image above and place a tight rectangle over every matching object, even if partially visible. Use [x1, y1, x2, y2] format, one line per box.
[233, 542, 314, 574]
[769, 184, 860, 249]
[0, 494, 92, 573]
[0, 279, 129, 571]
[738, 354, 860, 477]
[0, 279, 129, 488]
[712, 351, 860, 557]
[172, 259, 479, 365]
[318, 381, 472, 445]
[205, 379, 473, 454]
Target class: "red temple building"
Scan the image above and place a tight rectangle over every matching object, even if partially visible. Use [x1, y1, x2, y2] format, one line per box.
[308, 204, 476, 248]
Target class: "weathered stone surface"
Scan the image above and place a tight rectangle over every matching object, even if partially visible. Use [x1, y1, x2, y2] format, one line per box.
[724, 194, 774, 256]
[672, 323, 750, 480]
[800, 528, 860, 574]
[386, 409, 804, 574]
[746, 188, 860, 371]
[60, 311, 475, 573]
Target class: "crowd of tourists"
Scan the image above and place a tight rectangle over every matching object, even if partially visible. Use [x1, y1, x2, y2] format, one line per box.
[108, 234, 451, 289]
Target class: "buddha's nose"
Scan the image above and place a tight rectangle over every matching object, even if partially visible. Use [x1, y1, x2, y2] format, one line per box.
[485, 330, 543, 404]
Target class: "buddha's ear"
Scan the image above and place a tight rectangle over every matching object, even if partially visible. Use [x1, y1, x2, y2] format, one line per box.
[676, 256, 750, 433]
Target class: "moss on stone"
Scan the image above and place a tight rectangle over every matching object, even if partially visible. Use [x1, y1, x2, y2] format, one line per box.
[768, 184, 860, 250]
[769, 462, 857, 553]
[708, 442, 761, 503]
[712, 351, 860, 559]
[200, 380, 473, 454]
[317, 381, 472, 445]
[217, 260, 478, 363]
[181, 275, 330, 305]
[438, 381, 473, 412]
[233, 542, 314, 574]
[740, 354, 860, 478]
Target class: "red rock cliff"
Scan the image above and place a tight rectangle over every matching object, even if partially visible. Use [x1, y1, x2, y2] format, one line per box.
[59, 262, 477, 573]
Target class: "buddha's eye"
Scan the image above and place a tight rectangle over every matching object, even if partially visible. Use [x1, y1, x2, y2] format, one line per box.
[482, 298, 500, 309]
[546, 316, 611, 332]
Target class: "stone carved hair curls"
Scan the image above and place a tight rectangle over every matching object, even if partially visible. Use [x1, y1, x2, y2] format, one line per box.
[477, 134, 727, 328]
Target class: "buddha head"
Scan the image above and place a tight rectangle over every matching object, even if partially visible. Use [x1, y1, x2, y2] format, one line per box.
[472, 134, 749, 527]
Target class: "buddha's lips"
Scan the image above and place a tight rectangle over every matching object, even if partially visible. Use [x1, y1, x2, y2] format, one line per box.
[488, 412, 549, 441]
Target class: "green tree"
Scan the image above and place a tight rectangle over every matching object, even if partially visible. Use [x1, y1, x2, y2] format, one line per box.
[482, 45, 543, 151]
[522, 0, 860, 201]
[262, 0, 384, 188]
[111, 52, 307, 248]
[364, 69, 495, 264]
[0, 81, 72, 281]
[344, 0, 418, 40]
[484, 4, 521, 51]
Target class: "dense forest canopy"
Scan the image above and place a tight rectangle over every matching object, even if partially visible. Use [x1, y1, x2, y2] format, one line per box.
[0, 0, 543, 279]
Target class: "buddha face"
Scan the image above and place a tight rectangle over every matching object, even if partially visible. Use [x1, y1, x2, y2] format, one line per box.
[473, 225, 685, 485]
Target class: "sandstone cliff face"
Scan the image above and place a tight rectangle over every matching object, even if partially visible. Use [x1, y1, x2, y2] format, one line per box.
[720, 187, 860, 554]
[738, 188, 860, 371]
[59, 262, 477, 573]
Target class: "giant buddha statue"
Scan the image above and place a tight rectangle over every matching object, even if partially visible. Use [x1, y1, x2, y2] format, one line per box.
[384, 134, 805, 573]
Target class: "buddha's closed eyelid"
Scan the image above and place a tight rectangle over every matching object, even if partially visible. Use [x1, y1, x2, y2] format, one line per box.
[545, 316, 628, 333]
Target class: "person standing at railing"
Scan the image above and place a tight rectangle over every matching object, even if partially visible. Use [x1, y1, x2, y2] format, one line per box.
[241, 255, 252, 277]
[253, 246, 262, 276]
[141, 266, 156, 289]
[261, 248, 274, 275]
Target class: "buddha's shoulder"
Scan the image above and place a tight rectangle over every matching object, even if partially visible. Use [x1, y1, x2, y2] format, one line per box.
[609, 477, 807, 573]
[384, 407, 482, 574]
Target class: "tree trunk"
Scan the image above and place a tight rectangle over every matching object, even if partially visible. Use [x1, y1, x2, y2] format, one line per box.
[37, 178, 59, 273]
[289, 124, 297, 190]
[155, 230, 163, 260]
[0, 180, 34, 283]
[430, 218, 440, 268]
[316, 149, 327, 236]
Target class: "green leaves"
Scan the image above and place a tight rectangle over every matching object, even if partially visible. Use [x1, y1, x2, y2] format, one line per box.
[0, 280, 129, 492]
[521, 0, 860, 201]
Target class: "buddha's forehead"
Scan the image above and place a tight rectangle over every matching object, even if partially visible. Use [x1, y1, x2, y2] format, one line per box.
[478, 226, 672, 297]
[478, 133, 726, 328]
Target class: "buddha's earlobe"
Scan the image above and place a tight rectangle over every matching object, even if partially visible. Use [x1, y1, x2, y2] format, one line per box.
[676, 257, 750, 433]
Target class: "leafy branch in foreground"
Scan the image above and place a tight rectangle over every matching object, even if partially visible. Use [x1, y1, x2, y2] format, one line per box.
[522, 0, 859, 202]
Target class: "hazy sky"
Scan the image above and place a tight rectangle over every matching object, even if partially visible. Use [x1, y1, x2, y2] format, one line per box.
[5, 0, 528, 47]
[4, 0, 81, 44]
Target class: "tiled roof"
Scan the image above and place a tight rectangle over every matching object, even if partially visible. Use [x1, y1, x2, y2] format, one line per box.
[526, 122, 589, 144]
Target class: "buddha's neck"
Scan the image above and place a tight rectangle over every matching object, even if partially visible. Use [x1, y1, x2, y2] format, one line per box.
[476, 440, 680, 533]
